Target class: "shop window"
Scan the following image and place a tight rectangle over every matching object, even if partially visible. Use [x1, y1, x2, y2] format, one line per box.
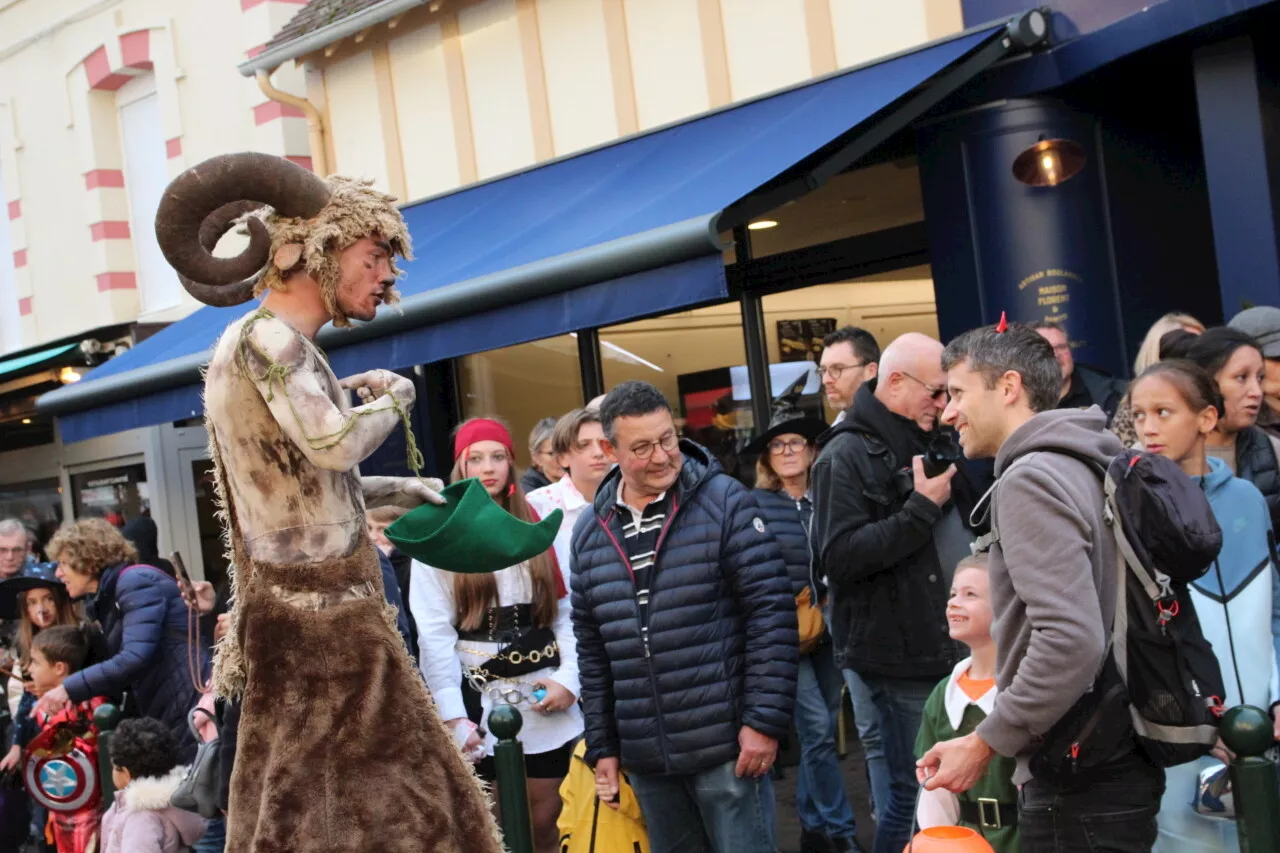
[191, 459, 230, 596]
[118, 76, 178, 314]
[760, 264, 940, 423]
[458, 335, 583, 471]
[745, 160, 925, 258]
[70, 462, 149, 526]
[600, 304, 751, 480]
[0, 478, 63, 556]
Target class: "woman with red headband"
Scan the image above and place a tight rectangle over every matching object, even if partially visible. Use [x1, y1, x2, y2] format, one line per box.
[409, 417, 583, 853]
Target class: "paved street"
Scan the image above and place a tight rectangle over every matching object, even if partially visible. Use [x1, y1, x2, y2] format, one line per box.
[772, 712, 878, 853]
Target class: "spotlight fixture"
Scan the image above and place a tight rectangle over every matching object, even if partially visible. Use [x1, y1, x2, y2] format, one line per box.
[747, 220, 778, 231]
[1012, 138, 1086, 187]
[59, 366, 82, 384]
[21, 418, 31, 425]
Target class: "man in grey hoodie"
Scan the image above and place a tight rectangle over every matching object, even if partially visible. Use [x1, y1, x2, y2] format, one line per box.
[918, 322, 1163, 852]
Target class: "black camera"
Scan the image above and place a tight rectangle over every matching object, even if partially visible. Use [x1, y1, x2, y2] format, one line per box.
[922, 430, 962, 478]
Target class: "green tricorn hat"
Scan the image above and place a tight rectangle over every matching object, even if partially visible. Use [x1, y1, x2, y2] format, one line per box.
[384, 478, 563, 574]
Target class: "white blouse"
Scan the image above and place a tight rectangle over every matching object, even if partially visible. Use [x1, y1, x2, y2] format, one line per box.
[409, 559, 583, 757]
[526, 475, 590, 589]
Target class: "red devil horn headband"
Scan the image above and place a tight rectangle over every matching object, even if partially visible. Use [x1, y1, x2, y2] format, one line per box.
[996, 312, 1009, 333]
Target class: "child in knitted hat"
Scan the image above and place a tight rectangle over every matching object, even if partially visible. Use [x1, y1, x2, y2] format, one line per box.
[100, 718, 206, 853]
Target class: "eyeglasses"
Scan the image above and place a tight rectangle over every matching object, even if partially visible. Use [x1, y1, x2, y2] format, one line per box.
[629, 432, 679, 460]
[768, 438, 809, 455]
[901, 371, 948, 401]
[816, 362, 865, 381]
[0, 547, 25, 557]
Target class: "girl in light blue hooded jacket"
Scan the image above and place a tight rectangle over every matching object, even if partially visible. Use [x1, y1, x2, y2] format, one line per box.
[1131, 359, 1280, 853]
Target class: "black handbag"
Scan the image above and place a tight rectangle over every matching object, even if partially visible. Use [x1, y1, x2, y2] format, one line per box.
[170, 706, 221, 819]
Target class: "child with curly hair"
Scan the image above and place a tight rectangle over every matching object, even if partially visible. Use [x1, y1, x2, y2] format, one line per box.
[100, 717, 206, 853]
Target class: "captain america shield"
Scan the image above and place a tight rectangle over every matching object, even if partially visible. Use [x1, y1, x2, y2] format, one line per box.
[24, 751, 96, 813]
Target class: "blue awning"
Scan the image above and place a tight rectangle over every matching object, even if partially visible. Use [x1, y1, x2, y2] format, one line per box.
[42, 24, 1009, 443]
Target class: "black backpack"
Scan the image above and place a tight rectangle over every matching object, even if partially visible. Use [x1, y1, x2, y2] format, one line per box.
[986, 448, 1225, 778]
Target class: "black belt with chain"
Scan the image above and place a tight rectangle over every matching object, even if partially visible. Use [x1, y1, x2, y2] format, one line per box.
[456, 604, 532, 644]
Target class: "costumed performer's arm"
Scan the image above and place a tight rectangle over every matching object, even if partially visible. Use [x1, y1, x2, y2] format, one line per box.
[244, 319, 413, 472]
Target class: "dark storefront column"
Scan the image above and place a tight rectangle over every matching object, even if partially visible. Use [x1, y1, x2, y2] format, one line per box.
[918, 98, 1126, 374]
[1193, 35, 1280, 316]
[734, 226, 773, 437]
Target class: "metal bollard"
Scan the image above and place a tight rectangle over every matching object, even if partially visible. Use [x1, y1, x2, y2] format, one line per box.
[93, 703, 122, 805]
[1221, 704, 1280, 853]
[488, 703, 534, 853]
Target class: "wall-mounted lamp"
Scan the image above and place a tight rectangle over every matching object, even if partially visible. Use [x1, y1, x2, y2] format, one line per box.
[1012, 138, 1086, 187]
[59, 366, 82, 384]
[747, 220, 778, 231]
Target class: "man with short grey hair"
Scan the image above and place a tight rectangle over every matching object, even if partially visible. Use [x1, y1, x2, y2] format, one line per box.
[0, 519, 30, 579]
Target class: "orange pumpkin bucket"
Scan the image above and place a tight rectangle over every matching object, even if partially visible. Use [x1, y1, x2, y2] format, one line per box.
[903, 826, 996, 852]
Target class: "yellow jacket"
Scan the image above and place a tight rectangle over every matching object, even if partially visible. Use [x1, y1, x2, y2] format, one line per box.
[557, 740, 649, 853]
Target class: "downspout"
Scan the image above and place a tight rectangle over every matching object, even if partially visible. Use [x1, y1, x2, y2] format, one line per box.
[255, 66, 328, 177]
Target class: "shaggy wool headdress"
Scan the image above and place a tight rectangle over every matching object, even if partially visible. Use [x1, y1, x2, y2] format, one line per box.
[155, 152, 413, 327]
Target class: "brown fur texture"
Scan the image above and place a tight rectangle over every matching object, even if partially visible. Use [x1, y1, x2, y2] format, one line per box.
[249, 176, 413, 327]
[211, 445, 502, 853]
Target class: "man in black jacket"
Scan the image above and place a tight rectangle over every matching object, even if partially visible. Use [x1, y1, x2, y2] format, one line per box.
[572, 381, 798, 853]
[1035, 321, 1126, 422]
[809, 333, 968, 853]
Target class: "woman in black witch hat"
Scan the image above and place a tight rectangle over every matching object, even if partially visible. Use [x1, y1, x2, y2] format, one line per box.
[747, 409, 863, 853]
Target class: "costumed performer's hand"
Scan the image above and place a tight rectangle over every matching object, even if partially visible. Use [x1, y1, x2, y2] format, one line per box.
[398, 477, 446, 507]
[0, 745, 20, 773]
[531, 679, 575, 715]
[340, 370, 414, 405]
[447, 717, 486, 763]
[214, 613, 231, 645]
[917, 732, 994, 793]
[594, 756, 620, 810]
[36, 684, 70, 716]
[734, 725, 778, 778]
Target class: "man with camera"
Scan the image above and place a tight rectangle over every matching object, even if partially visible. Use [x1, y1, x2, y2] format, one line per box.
[810, 333, 971, 853]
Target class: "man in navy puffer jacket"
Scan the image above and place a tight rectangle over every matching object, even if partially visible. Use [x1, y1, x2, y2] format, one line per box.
[572, 381, 798, 853]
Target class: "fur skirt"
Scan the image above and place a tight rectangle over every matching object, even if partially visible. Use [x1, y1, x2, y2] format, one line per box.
[222, 542, 502, 853]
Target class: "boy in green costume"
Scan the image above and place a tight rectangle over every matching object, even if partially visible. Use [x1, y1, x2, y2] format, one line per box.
[914, 554, 1018, 853]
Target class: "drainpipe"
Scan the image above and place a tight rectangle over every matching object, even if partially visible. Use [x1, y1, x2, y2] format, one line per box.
[255, 66, 328, 177]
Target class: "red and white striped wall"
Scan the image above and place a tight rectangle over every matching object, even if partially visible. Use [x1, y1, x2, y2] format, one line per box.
[241, 0, 315, 173]
[0, 102, 33, 343]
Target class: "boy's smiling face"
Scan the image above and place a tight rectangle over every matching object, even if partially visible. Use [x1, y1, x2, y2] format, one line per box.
[947, 566, 992, 646]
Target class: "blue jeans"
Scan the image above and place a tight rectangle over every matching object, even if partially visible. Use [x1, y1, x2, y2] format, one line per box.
[795, 645, 857, 840]
[629, 759, 777, 853]
[192, 815, 226, 853]
[842, 667, 890, 823]
[859, 674, 935, 853]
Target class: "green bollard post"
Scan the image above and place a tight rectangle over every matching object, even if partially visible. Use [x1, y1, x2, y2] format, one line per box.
[93, 703, 123, 806]
[488, 703, 534, 853]
[1221, 705, 1280, 853]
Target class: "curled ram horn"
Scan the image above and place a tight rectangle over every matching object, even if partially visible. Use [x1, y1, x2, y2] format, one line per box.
[155, 153, 330, 307]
